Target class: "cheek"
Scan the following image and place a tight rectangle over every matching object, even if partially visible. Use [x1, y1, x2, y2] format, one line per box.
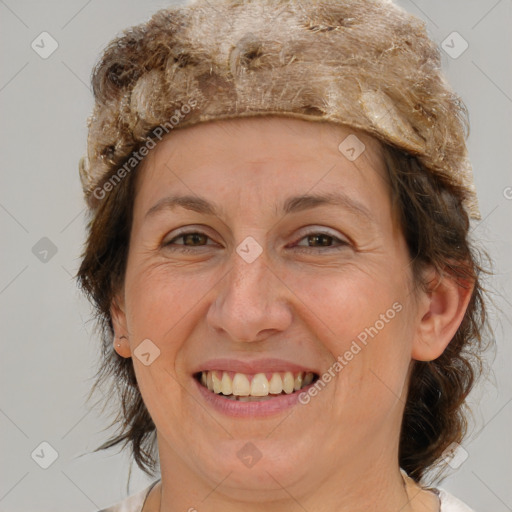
[122, 266, 206, 394]
[295, 265, 414, 408]
[125, 263, 213, 338]
[289, 263, 407, 345]
[123, 263, 228, 408]
[333, 301, 414, 426]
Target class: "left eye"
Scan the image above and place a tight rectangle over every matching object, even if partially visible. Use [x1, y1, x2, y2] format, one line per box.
[291, 232, 349, 251]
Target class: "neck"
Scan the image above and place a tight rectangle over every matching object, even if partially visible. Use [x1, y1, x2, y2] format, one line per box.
[147, 455, 437, 512]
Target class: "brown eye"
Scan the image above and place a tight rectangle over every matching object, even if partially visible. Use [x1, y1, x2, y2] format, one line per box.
[173, 232, 209, 246]
[292, 231, 349, 252]
[305, 234, 334, 247]
[163, 230, 218, 253]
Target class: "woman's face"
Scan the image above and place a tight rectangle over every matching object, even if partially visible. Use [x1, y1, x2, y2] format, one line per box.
[113, 117, 424, 499]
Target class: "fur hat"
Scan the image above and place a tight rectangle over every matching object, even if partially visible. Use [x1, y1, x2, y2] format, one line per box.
[79, 0, 480, 219]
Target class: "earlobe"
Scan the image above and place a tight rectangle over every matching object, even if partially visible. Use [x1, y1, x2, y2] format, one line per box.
[411, 266, 474, 361]
[110, 294, 132, 358]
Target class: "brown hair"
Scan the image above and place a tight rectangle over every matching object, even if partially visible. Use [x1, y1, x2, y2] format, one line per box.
[76, 130, 492, 484]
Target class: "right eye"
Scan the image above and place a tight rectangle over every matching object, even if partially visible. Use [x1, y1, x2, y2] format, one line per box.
[163, 230, 218, 253]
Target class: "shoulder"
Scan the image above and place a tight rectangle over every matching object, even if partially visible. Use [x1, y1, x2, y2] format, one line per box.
[95, 480, 160, 512]
[438, 487, 476, 512]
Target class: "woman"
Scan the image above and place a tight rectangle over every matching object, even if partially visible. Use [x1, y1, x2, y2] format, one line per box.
[77, 0, 491, 510]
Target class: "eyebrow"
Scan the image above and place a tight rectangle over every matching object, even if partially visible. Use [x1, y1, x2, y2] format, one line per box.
[144, 191, 374, 222]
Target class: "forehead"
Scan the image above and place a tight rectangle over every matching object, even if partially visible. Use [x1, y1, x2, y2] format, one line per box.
[133, 116, 390, 218]
[155, 116, 385, 162]
[140, 115, 385, 170]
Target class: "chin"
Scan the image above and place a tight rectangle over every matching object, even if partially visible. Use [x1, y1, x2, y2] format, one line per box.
[193, 441, 310, 496]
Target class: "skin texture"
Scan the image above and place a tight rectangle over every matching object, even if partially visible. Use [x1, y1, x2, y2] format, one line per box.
[111, 117, 472, 512]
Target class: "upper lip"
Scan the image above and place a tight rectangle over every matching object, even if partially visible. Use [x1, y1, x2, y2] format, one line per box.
[191, 358, 319, 375]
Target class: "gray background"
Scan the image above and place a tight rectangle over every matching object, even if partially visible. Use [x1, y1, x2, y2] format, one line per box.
[1, 0, 511, 511]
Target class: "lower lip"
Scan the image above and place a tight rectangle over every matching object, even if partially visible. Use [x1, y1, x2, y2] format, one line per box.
[193, 377, 311, 418]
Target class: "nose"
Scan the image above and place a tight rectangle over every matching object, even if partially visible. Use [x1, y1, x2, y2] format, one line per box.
[206, 243, 293, 343]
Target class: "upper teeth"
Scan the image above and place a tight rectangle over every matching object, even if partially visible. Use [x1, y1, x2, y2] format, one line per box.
[200, 371, 314, 396]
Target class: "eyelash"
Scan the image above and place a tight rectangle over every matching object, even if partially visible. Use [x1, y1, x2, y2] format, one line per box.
[163, 230, 350, 253]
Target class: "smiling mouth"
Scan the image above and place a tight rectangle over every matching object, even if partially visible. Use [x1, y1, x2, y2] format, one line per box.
[194, 370, 319, 401]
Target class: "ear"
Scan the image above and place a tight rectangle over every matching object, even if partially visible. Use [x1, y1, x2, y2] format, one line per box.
[411, 265, 474, 361]
[111, 292, 132, 358]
